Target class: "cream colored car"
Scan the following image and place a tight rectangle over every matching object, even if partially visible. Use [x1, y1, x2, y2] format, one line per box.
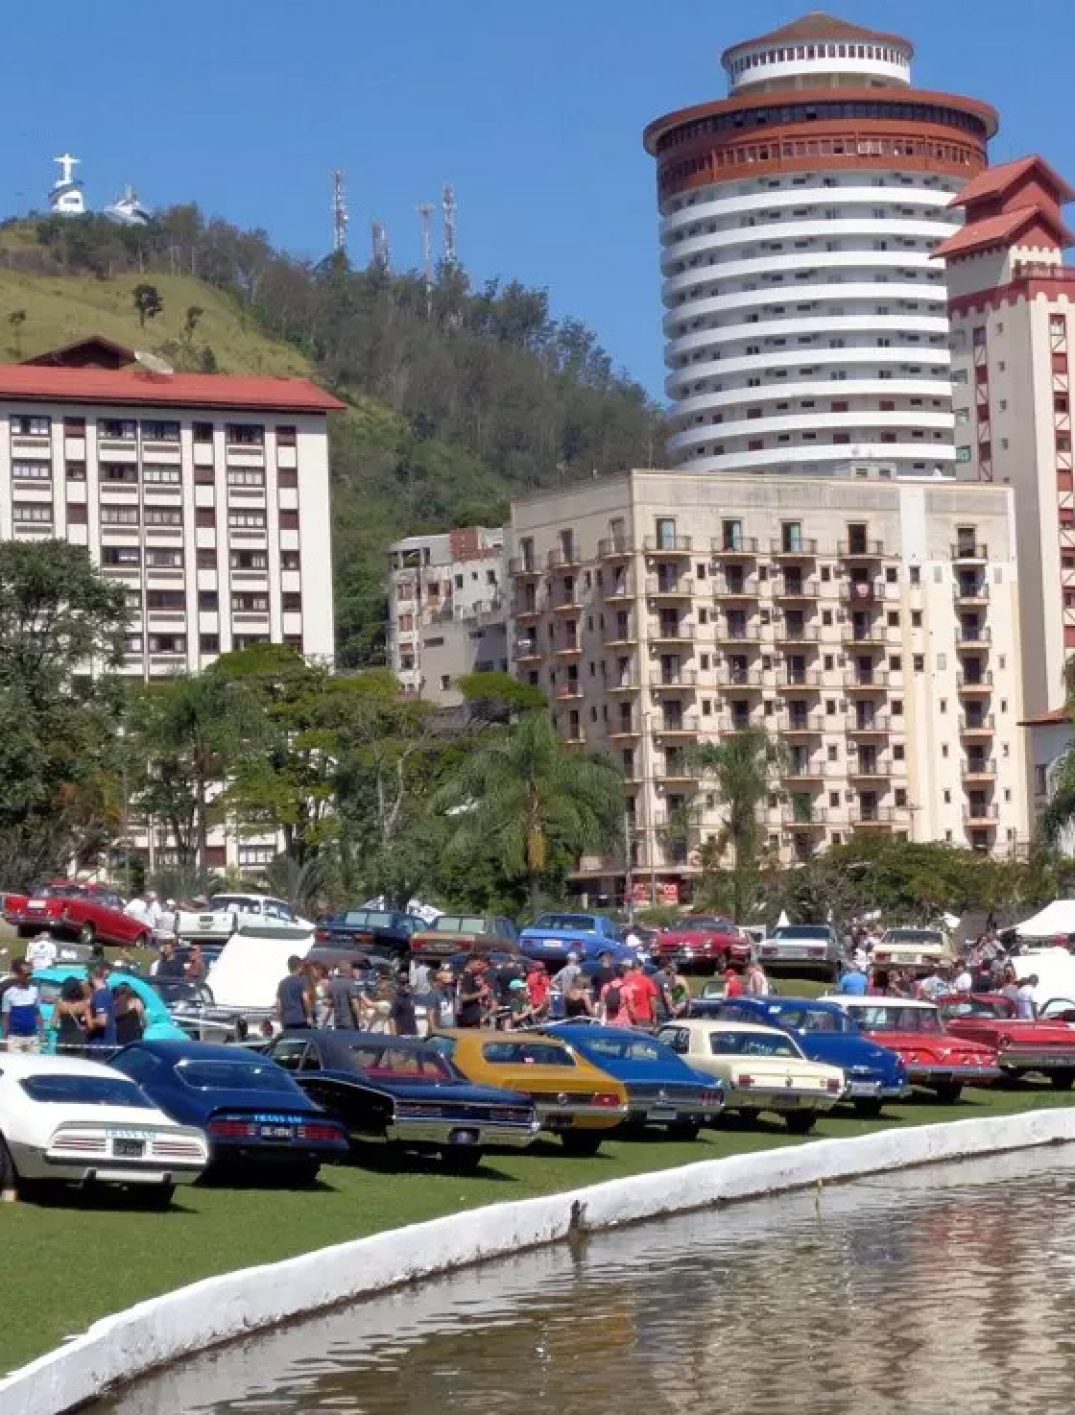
[656, 1020, 845, 1134]
[873, 927, 955, 976]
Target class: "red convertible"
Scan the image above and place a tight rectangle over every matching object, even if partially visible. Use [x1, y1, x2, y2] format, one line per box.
[822, 995, 1001, 1102]
[5, 883, 152, 949]
[938, 993, 1075, 1089]
[654, 916, 753, 973]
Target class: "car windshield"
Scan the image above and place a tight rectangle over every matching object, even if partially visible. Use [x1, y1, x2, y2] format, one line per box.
[709, 1032, 798, 1058]
[884, 930, 944, 945]
[176, 1060, 294, 1091]
[770, 1005, 850, 1034]
[854, 1005, 944, 1033]
[942, 999, 1009, 1019]
[668, 917, 732, 933]
[18, 1075, 154, 1107]
[341, 910, 397, 929]
[430, 916, 487, 933]
[151, 979, 205, 1005]
[350, 1047, 453, 1080]
[772, 926, 830, 940]
[576, 1036, 665, 1063]
[533, 914, 595, 931]
[482, 1041, 575, 1067]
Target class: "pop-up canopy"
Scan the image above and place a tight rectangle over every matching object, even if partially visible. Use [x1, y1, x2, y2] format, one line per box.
[1014, 900, 1075, 940]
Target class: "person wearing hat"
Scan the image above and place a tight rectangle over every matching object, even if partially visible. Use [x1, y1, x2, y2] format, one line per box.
[506, 977, 536, 1030]
[431, 964, 457, 1030]
[525, 960, 552, 1021]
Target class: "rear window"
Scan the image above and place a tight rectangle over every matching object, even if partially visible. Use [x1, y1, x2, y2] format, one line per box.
[350, 1047, 452, 1080]
[772, 926, 831, 940]
[709, 1032, 798, 1058]
[580, 1036, 664, 1063]
[431, 916, 486, 933]
[482, 1042, 575, 1067]
[175, 1060, 295, 1092]
[533, 915, 594, 931]
[18, 1075, 153, 1107]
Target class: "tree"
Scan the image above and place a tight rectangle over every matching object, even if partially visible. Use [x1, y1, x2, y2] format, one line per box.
[692, 731, 786, 920]
[435, 712, 623, 911]
[183, 304, 204, 341]
[7, 309, 26, 357]
[457, 670, 546, 722]
[132, 282, 164, 328]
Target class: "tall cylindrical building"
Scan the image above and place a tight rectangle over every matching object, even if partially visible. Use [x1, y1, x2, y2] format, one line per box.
[643, 13, 999, 476]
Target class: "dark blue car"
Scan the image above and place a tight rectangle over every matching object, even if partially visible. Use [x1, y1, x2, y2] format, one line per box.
[689, 996, 909, 1117]
[543, 1023, 724, 1139]
[110, 1040, 350, 1183]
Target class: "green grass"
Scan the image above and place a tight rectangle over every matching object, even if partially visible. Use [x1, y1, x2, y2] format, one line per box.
[2, 1081, 1073, 1376]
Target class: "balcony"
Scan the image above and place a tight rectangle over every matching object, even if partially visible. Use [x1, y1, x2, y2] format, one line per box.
[711, 535, 759, 559]
[654, 714, 700, 740]
[554, 682, 584, 702]
[840, 581, 886, 605]
[847, 758, 902, 784]
[770, 537, 819, 559]
[514, 639, 542, 664]
[956, 671, 993, 695]
[779, 713, 825, 736]
[963, 803, 1000, 825]
[849, 805, 901, 829]
[842, 623, 889, 649]
[776, 668, 823, 690]
[650, 669, 698, 692]
[838, 538, 886, 560]
[512, 600, 542, 624]
[772, 577, 821, 602]
[955, 626, 992, 650]
[660, 759, 702, 784]
[607, 718, 642, 741]
[714, 576, 760, 601]
[953, 581, 989, 606]
[846, 712, 892, 736]
[605, 623, 638, 647]
[646, 575, 693, 601]
[597, 536, 635, 560]
[959, 714, 995, 737]
[547, 545, 582, 570]
[607, 670, 642, 692]
[549, 592, 584, 614]
[552, 640, 583, 659]
[644, 534, 693, 556]
[951, 542, 989, 562]
[963, 757, 997, 781]
[508, 557, 540, 577]
[648, 619, 695, 644]
[714, 621, 763, 646]
[783, 806, 829, 830]
[773, 622, 822, 646]
[603, 575, 636, 602]
[717, 665, 765, 691]
[718, 716, 759, 736]
[844, 668, 890, 691]
[783, 762, 828, 785]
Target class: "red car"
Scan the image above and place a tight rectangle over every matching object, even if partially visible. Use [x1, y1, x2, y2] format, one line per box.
[6, 882, 152, 949]
[654, 916, 753, 973]
[824, 995, 1001, 1102]
[938, 993, 1075, 1089]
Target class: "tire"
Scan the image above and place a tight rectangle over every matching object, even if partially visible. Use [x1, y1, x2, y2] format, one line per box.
[441, 1146, 482, 1174]
[934, 1081, 963, 1104]
[136, 1183, 176, 1211]
[560, 1130, 604, 1157]
[1050, 1070, 1075, 1091]
[667, 1121, 700, 1143]
[785, 1111, 817, 1135]
[78, 922, 95, 946]
[853, 1098, 884, 1120]
[0, 1134, 18, 1195]
[283, 1158, 321, 1187]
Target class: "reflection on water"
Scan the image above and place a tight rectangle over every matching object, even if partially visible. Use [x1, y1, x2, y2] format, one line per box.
[94, 1148, 1075, 1415]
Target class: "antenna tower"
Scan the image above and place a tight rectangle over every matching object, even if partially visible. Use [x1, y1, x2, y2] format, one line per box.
[371, 220, 390, 272]
[417, 202, 435, 316]
[442, 184, 457, 264]
[331, 170, 349, 254]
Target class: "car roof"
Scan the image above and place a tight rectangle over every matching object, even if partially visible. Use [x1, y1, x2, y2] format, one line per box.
[0, 1052, 122, 1079]
[433, 1027, 567, 1048]
[286, 1029, 427, 1051]
[822, 994, 936, 1009]
[122, 1040, 258, 1063]
[666, 1019, 791, 1037]
[552, 1024, 652, 1043]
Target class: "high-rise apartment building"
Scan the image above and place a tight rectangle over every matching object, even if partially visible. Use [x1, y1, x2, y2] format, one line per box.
[0, 338, 341, 679]
[643, 13, 998, 476]
[388, 526, 507, 705]
[509, 470, 1027, 903]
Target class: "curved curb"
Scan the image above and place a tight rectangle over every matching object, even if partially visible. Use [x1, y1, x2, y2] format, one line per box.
[5, 1107, 1075, 1415]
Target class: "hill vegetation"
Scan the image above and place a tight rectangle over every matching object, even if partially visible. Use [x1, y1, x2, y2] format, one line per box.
[0, 211, 665, 664]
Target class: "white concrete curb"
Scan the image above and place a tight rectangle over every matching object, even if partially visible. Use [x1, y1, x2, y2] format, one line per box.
[5, 1107, 1075, 1415]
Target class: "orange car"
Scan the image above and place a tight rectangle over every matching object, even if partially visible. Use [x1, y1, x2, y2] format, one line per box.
[427, 1029, 628, 1155]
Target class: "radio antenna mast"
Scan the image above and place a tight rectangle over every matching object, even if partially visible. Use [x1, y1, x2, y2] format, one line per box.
[417, 201, 435, 317]
[371, 220, 390, 272]
[442, 184, 457, 265]
[331, 170, 349, 255]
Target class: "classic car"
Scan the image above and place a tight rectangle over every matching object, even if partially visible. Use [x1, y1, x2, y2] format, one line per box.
[34, 967, 189, 1051]
[313, 908, 417, 965]
[268, 1030, 540, 1172]
[820, 995, 1001, 1101]
[540, 1023, 723, 1139]
[689, 995, 910, 1117]
[656, 1019, 844, 1133]
[409, 915, 522, 962]
[145, 977, 251, 1045]
[652, 916, 753, 973]
[427, 1028, 628, 1155]
[0, 1053, 207, 1206]
[518, 912, 638, 966]
[937, 993, 1075, 1087]
[872, 927, 956, 975]
[757, 923, 844, 980]
[7, 883, 153, 949]
[111, 1040, 349, 1182]
[176, 894, 313, 943]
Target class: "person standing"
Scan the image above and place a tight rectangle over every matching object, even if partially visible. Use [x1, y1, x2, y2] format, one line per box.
[723, 966, 745, 999]
[838, 963, 869, 996]
[1016, 975, 1039, 1020]
[590, 950, 616, 1006]
[329, 962, 363, 1030]
[431, 965, 457, 1030]
[1, 960, 43, 1054]
[599, 965, 630, 1025]
[526, 962, 552, 1021]
[113, 984, 146, 1046]
[54, 977, 91, 1056]
[276, 955, 313, 1030]
[85, 964, 117, 1051]
[622, 962, 660, 1028]
[551, 953, 583, 1018]
[745, 959, 770, 998]
[456, 958, 488, 1029]
[25, 932, 57, 972]
[125, 892, 151, 926]
[661, 963, 691, 1019]
[391, 981, 419, 1037]
[563, 976, 595, 1019]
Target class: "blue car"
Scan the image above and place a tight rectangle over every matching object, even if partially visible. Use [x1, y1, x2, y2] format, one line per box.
[33, 966, 189, 1051]
[520, 913, 638, 966]
[110, 1040, 350, 1183]
[543, 1023, 724, 1139]
[691, 995, 909, 1117]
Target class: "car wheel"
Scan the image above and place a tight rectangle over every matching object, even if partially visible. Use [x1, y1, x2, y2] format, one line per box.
[441, 1146, 483, 1174]
[0, 1135, 19, 1196]
[284, 1158, 322, 1187]
[853, 1098, 884, 1120]
[79, 922, 95, 946]
[135, 1183, 176, 1211]
[934, 1081, 963, 1103]
[560, 1130, 604, 1157]
[15, 926, 31, 940]
[667, 1121, 700, 1143]
[785, 1111, 817, 1135]
[1050, 1069, 1075, 1091]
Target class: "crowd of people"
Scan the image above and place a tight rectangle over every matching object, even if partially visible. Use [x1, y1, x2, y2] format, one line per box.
[0, 957, 148, 1055]
[836, 928, 1043, 1017]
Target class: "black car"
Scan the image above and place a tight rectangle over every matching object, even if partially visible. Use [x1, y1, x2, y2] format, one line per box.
[267, 1030, 540, 1173]
[313, 908, 417, 964]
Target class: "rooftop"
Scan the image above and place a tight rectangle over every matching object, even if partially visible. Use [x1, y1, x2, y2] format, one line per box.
[722, 11, 913, 64]
[0, 361, 345, 414]
[934, 207, 1074, 261]
[949, 155, 1075, 210]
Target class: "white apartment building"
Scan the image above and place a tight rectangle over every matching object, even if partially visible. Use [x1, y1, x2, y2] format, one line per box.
[643, 12, 998, 477]
[388, 526, 507, 706]
[508, 469, 1028, 905]
[0, 336, 341, 872]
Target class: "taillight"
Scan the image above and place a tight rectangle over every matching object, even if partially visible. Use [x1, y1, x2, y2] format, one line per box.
[738, 1074, 755, 1088]
[593, 1093, 622, 1108]
[207, 1119, 257, 1139]
[296, 1123, 344, 1143]
[875, 951, 890, 962]
[702, 1089, 722, 1108]
[315, 929, 330, 942]
[825, 1078, 841, 1093]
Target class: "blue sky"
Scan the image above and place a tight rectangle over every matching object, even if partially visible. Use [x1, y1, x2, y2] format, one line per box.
[5, 1, 1071, 397]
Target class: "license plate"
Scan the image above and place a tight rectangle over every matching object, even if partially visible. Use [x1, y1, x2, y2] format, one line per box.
[449, 1128, 480, 1146]
[545, 1115, 573, 1130]
[259, 1125, 294, 1140]
[647, 1106, 677, 1122]
[1038, 1057, 1073, 1067]
[847, 1081, 881, 1096]
[113, 1138, 144, 1157]
[27, 901, 43, 910]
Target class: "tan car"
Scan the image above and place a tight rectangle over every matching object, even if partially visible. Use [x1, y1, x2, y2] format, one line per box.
[872, 927, 955, 976]
[656, 1020, 844, 1134]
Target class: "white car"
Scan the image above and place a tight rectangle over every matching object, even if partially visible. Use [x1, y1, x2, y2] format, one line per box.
[0, 1053, 208, 1206]
[176, 894, 313, 943]
[656, 1019, 845, 1133]
[757, 923, 844, 980]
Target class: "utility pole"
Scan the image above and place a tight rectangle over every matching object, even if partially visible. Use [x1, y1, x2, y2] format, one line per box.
[417, 202, 435, 317]
[331, 170, 349, 255]
[442, 184, 457, 265]
[371, 220, 390, 272]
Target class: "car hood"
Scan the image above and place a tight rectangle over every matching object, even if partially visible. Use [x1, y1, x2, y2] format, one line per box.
[859, 1029, 995, 1059]
[315, 1070, 531, 1107]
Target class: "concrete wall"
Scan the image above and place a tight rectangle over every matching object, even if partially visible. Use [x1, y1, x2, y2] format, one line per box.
[5, 1109, 1075, 1415]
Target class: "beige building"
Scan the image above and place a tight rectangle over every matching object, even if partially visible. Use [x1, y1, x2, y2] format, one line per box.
[508, 468, 1028, 903]
[388, 526, 507, 706]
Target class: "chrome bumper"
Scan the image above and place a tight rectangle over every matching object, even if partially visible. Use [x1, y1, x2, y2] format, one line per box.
[998, 1052, 1075, 1070]
[731, 1087, 838, 1111]
[385, 1117, 541, 1150]
[909, 1065, 1001, 1086]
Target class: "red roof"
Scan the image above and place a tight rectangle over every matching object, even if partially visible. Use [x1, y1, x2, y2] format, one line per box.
[1019, 705, 1071, 728]
[22, 336, 137, 369]
[723, 11, 913, 63]
[933, 207, 1073, 261]
[949, 156, 1075, 209]
[0, 364, 345, 413]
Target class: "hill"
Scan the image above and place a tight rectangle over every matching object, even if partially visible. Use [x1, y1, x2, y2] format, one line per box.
[0, 212, 666, 663]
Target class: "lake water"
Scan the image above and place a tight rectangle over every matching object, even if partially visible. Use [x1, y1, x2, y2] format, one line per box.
[94, 1147, 1075, 1415]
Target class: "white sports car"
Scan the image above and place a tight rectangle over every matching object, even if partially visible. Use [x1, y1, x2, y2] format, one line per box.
[0, 1053, 208, 1206]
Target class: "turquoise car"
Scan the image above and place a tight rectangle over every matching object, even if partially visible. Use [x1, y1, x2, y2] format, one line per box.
[32, 967, 188, 1051]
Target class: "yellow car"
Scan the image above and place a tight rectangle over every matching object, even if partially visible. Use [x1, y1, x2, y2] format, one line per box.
[656, 1020, 844, 1134]
[428, 1029, 628, 1155]
[873, 927, 956, 976]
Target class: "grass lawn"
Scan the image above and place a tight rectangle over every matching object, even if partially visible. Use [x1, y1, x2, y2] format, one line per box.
[3, 1079, 1074, 1376]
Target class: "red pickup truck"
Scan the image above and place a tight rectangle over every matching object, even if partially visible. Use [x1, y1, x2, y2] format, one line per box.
[5, 882, 152, 949]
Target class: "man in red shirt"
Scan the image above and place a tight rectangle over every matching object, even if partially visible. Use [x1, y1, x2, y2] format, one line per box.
[526, 961, 552, 1019]
[723, 966, 745, 999]
[622, 963, 661, 1027]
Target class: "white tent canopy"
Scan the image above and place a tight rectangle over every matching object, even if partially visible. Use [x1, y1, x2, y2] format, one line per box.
[1014, 900, 1075, 940]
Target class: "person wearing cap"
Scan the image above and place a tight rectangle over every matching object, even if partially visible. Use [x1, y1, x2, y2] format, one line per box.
[431, 965, 457, 1030]
[506, 977, 535, 1029]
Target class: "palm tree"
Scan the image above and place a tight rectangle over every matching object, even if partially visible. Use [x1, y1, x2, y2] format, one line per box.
[693, 730, 785, 919]
[436, 713, 623, 911]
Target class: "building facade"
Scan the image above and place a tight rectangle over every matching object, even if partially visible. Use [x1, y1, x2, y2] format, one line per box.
[509, 469, 1028, 903]
[388, 526, 507, 706]
[643, 13, 998, 477]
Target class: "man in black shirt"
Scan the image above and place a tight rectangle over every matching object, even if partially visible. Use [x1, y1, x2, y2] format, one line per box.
[456, 958, 488, 1028]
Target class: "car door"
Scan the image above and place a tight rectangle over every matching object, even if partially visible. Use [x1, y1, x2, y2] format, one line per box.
[297, 1038, 387, 1140]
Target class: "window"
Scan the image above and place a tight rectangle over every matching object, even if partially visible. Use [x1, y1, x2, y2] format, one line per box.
[141, 420, 180, 442]
[231, 550, 268, 570]
[232, 594, 269, 613]
[12, 502, 52, 523]
[276, 425, 297, 447]
[280, 551, 301, 571]
[102, 546, 141, 566]
[279, 509, 299, 531]
[147, 635, 187, 655]
[66, 461, 86, 481]
[11, 461, 51, 481]
[143, 464, 181, 484]
[100, 506, 140, 525]
[11, 415, 50, 437]
[228, 511, 267, 529]
[144, 508, 183, 526]
[956, 446, 972, 463]
[913, 654, 924, 671]
[98, 418, 136, 440]
[100, 463, 138, 484]
[198, 590, 218, 611]
[146, 549, 182, 568]
[909, 566, 920, 585]
[146, 590, 185, 610]
[282, 592, 302, 613]
[192, 421, 214, 443]
[226, 424, 264, 446]
[227, 468, 266, 487]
